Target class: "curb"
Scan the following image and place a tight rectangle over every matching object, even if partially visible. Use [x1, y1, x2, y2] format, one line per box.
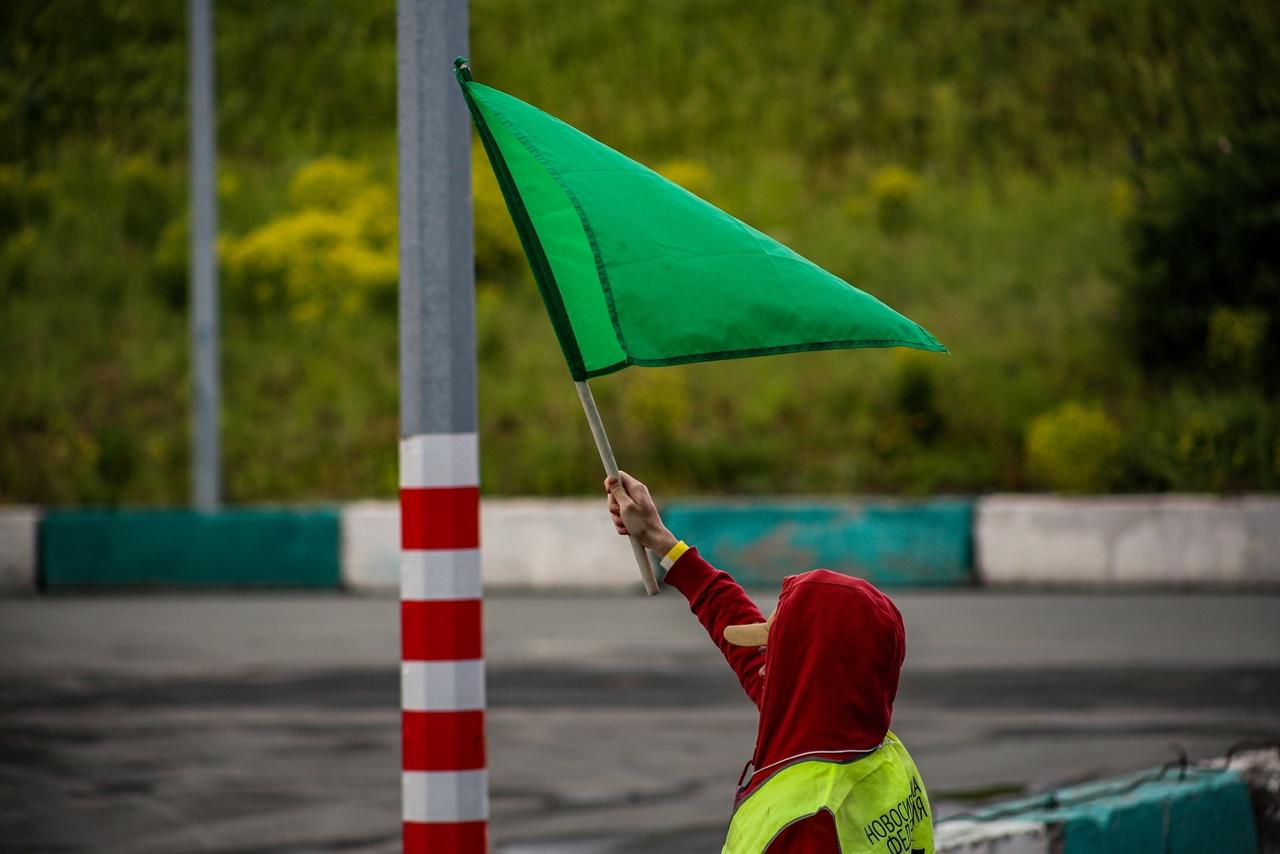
[41, 508, 340, 588]
[4, 495, 1280, 593]
[937, 756, 1264, 854]
[662, 499, 974, 588]
[340, 499, 642, 592]
[0, 506, 40, 593]
[1224, 747, 1280, 852]
[936, 819, 1053, 853]
[339, 498, 975, 592]
[975, 495, 1280, 587]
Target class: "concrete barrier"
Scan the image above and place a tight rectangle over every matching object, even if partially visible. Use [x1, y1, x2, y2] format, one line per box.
[340, 500, 401, 591]
[479, 498, 644, 590]
[0, 506, 40, 593]
[976, 495, 1280, 587]
[11, 495, 1280, 592]
[1223, 748, 1280, 852]
[340, 498, 974, 591]
[936, 819, 1052, 853]
[662, 499, 974, 588]
[937, 762, 1258, 854]
[42, 508, 340, 588]
[340, 499, 641, 592]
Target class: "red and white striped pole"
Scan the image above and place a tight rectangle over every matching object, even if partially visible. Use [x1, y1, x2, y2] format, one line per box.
[397, 0, 484, 850]
[400, 435, 486, 851]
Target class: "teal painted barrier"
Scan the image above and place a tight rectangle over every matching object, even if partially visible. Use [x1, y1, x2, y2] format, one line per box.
[661, 500, 973, 587]
[961, 766, 1257, 854]
[42, 508, 340, 588]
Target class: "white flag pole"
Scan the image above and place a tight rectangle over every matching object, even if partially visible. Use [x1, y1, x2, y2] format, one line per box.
[574, 380, 661, 596]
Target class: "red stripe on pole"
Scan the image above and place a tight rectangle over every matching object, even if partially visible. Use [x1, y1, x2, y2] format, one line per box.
[401, 600, 483, 660]
[402, 710, 486, 771]
[401, 486, 480, 550]
[403, 820, 487, 853]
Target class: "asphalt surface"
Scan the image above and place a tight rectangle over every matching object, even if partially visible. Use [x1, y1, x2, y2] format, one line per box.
[1, 591, 1277, 853]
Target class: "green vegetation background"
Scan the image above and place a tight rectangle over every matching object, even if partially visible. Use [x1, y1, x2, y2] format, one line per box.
[2, 0, 1278, 503]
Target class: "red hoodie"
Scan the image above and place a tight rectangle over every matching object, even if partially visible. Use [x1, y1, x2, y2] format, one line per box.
[664, 549, 907, 853]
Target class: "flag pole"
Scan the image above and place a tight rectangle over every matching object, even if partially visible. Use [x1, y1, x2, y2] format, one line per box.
[574, 380, 661, 596]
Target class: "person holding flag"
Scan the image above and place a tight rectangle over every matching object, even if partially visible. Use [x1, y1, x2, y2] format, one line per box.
[605, 471, 934, 854]
[458, 58, 939, 847]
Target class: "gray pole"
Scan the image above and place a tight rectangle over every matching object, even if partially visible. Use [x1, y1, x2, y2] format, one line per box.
[188, 0, 221, 509]
[397, 2, 484, 847]
[398, 0, 475, 440]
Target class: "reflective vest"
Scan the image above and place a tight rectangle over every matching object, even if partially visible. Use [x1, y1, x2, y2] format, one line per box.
[722, 733, 933, 854]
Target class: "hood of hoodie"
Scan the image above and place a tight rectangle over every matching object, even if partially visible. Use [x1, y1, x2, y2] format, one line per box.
[747, 569, 906, 787]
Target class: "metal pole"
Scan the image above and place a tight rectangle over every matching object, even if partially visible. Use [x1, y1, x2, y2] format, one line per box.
[188, 0, 220, 509]
[574, 381, 661, 596]
[397, 2, 486, 852]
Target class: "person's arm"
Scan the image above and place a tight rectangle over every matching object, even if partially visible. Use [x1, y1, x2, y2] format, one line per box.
[606, 473, 767, 707]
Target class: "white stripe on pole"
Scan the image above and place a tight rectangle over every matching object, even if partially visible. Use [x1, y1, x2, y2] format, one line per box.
[401, 660, 486, 712]
[402, 770, 489, 822]
[400, 433, 479, 488]
[400, 550, 483, 601]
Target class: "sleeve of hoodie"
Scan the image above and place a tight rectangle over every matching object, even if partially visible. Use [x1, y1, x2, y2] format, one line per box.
[662, 547, 767, 708]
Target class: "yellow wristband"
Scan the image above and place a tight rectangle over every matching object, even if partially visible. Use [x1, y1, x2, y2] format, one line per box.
[660, 540, 689, 571]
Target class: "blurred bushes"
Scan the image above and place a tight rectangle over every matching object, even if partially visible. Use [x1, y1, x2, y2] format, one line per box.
[0, 1, 394, 163]
[221, 158, 397, 323]
[1107, 25, 1280, 496]
[656, 159, 715, 199]
[286, 157, 369, 212]
[1026, 402, 1122, 493]
[472, 142, 524, 283]
[120, 157, 173, 245]
[1025, 394, 1280, 494]
[0, 166, 52, 236]
[1, 0, 1278, 502]
[9, 0, 1277, 173]
[1125, 391, 1280, 493]
[869, 166, 920, 235]
[889, 352, 945, 445]
[1123, 122, 1280, 387]
[1206, 307, 1268, 378]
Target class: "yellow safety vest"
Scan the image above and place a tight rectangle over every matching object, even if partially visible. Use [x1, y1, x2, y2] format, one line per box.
[723, 733, 933, 854]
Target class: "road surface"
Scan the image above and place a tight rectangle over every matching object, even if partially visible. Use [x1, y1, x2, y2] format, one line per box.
[1, 591, 1277, 852]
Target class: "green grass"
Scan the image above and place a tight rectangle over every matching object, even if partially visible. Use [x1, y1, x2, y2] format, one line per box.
[1, 0, 1277, 503]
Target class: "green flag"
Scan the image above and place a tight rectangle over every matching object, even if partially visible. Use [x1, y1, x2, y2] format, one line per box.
[455, 59, 945, 381]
